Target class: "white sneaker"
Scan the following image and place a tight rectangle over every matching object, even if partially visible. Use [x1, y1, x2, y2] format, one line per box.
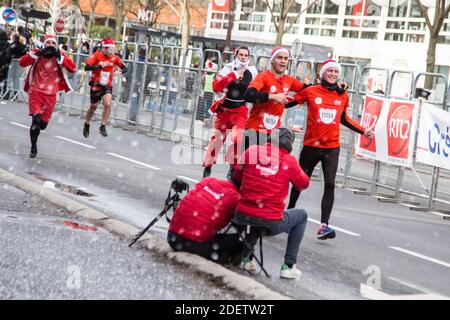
[280, 264, 302, 280]
[240, 258, 257, 272]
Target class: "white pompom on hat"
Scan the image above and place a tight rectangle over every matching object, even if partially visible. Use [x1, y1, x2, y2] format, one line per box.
[319, 59, 342, 78]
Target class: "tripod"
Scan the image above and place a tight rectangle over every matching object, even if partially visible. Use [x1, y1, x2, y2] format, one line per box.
[129, 191, 181, 247]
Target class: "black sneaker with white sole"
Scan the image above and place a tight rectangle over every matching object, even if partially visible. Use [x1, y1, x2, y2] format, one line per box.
[83, 122, 90, 138]
[99, 124, 107, 137]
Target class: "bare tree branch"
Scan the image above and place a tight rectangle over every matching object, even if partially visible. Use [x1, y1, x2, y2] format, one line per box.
[414, 0, 433, 30]
[265, 0, 279, 31]
[285, 0, 321, 34]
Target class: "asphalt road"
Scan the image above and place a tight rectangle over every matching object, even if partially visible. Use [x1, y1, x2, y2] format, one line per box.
[0, 182, 245, 299]
[1, 101, 449, 299]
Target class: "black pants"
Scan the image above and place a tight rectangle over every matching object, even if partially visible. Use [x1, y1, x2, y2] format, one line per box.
[243, 129, 269, 151]
[167, 232, 243, 264]
[288, 146, 340, 225]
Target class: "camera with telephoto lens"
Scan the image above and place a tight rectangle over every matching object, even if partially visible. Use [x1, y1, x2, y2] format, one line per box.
[171, 179, 189, 193]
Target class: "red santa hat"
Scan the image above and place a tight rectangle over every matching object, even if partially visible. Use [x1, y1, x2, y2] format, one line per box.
[43, 34, 57, 45]
[270, 46, 289, 64]
[101, 38, 116, 48]
[319, 60, 342, 78]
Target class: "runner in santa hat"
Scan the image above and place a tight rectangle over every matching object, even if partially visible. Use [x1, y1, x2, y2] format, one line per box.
[19, 34, 76, 158]
[286, 59, 374, 240]
[83, 38, 128, 138]
[243, 46, 308, 150]
[202, 46, 258, 179]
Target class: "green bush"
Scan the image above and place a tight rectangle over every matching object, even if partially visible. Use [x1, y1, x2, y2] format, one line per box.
[90, 26, 115, 39]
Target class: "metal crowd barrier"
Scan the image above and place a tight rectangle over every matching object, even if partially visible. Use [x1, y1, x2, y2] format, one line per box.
[2, 38, 449, 218]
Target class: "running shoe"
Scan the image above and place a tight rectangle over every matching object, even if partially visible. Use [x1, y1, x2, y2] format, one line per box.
[317, 224, 336, 240]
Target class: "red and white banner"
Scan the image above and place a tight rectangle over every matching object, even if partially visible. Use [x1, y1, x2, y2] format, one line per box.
[355, 94, 419, 167]
[212, 0, 230, 12]
[416, 102, 450, 171]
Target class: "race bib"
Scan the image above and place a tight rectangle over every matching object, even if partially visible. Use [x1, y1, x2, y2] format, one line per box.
[99, 71, 110, 86]
[263, 113, 279, 130]
[319, 108, 337, 124]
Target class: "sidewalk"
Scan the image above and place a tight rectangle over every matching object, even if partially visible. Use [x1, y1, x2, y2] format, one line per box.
[0, 182, 245, 299]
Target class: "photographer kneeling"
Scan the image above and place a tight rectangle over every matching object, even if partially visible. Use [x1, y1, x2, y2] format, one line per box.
[233, 127, 310, 279]
[167, 177, 243, 264]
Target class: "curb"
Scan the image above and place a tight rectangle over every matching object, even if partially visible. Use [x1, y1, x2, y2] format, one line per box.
[0, 168, 290, 300]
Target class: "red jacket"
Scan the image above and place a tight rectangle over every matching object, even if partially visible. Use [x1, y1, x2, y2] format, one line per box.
[169, 177, 240, 242]
[234, 143, 309, 221]
[19, 48, 76, 94]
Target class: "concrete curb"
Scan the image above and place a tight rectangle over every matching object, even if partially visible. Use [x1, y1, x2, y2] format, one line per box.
[0, 168, 290, 300]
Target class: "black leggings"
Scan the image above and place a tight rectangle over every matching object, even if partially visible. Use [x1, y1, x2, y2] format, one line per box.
[167, 232, 243, 264]
[288, 146, 340, 225]
[243, 129, 269, 151]
[30, 114, 48, 149]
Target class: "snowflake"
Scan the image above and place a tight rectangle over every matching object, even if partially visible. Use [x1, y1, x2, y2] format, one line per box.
[210, 252, 219, 261]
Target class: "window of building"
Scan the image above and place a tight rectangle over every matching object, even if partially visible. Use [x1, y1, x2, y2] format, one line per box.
[386, 20, 406, 29]
[307, 0, 323, 14]
[409, 0, 424, 18]
[363, 19, 379, 28]
[212, 13, 223, 19]
[305, 27, 320, 35]
[360, 31, 378, 39]
[388, 0, 408, 17]
[252, 25, 265, 32]
[253, 14, 266, 23]
[407, 21, 426, 31]
[438, 35, 450, 44]
[385, 32, 404, 41]
[324, 0, 339, 14]
[238, 23, 251, 31]
[321, 28, 336, 37]
[406, 33, 425, 42]
[322, 18, 338, 26]
[305, 17, 321, 25]
[210, 22, 222, 29]
[343, 30, 359, 38]
[444, 23, 450, 32]
[287, 27, 299, 34]
[254, 0, 268, 12]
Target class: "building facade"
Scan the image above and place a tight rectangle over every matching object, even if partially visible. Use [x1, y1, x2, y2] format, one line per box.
[205, 0, 450, 81]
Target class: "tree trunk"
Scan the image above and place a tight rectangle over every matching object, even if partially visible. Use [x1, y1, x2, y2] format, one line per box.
[115, 11, 124, 41]
[224, 0, 236, 51]
[425, 32, 438, 89]
[86, 13, 95, 37]
[181, 0, 190, 50]
[276, 17, 286, 45]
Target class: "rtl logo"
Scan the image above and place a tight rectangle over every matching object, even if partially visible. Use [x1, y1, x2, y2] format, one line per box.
[387, 102, 414, 158]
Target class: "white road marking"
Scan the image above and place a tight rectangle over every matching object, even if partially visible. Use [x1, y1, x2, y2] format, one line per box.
[388, 277, 447, 297]
[54, 136, 96, 149]
[307, 218, 362, 237]
[107, 152, 162, 171]
[360, 284, 448, 300]
[10, 122, 29, 129]
[388, 246, 450, 268]
[177, 175, 199, 184]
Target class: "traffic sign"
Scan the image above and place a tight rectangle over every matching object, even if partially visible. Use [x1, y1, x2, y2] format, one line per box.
[54, 18, 65, 33]
[2, 8, 17, 23]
